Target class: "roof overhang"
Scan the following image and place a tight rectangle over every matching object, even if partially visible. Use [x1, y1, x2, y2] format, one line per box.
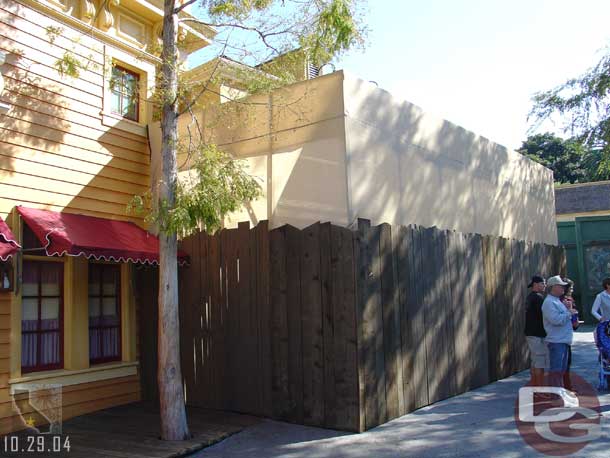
[122, 0, 216, 53]
[185, 56, 280, 89]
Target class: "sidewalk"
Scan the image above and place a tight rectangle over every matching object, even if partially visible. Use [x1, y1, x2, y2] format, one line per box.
[194, 328, 610, 458]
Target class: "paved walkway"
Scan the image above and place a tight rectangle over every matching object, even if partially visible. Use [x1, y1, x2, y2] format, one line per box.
[194, 328, 610, 458]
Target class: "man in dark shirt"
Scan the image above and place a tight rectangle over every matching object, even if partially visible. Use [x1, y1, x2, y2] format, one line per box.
[525, 275, 547, 386]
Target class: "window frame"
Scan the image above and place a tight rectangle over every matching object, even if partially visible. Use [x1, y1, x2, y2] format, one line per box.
[109, 65, 140, 123]
[117, 12, 147, 46]
[21, 260, 65, 374]
[88, 262, 123, 365]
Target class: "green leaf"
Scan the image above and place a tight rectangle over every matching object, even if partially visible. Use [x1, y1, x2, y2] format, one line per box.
[129, 142, 262, 236]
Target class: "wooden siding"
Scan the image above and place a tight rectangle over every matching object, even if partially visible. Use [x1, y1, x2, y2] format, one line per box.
[0, 0, 149, 435]
[0, 295, 9, 398]
[0, 0, 150, 223]
[0, 374, 141, 435]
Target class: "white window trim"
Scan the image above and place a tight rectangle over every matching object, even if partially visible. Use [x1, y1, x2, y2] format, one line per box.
[0, 51, 10, 115]
[101, 45, 155, 135]
[101, 111, 147, 136]
[41, 0, 71, 13]
[12, 254, 138, 381]
[117, 12, 147, 47]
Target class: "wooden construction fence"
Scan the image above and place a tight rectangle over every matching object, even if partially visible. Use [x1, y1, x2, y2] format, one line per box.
[145, 219, 565, 432]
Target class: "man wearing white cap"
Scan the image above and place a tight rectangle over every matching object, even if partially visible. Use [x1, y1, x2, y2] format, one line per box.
[541, 275, 578, 388]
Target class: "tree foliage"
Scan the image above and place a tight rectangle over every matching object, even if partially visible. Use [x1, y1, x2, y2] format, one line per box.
[519, 133, 610, 184]
[45, 26, 100, 78]
[129, 143, 262, 235]
[193, 0, 365, 66]
[529, 48, 610, 177]
[518, 133, 588, 184]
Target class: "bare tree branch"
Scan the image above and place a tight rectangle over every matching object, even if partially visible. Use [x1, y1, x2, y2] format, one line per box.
[179, 37, 230, 115]
[179, 17, 286, 54]
[173, 0, 198, 14]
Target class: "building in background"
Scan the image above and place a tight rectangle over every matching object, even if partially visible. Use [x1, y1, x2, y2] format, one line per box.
[151, 70, 557, 244]
[556, 181, 610, 322]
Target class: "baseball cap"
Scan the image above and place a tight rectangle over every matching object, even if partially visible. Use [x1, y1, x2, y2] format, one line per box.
[547, 275, 568, 287]
[528, 275, 545, 288]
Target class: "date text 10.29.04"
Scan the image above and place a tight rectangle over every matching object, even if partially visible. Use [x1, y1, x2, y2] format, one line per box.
[3, 435, 71, 454]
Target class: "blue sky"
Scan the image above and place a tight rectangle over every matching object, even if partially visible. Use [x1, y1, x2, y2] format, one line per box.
[334, 0, 610, 150]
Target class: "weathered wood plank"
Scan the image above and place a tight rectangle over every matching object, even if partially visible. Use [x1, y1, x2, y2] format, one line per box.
[247, 223, 261, 415]
[319, 222, 336, 429]
[379, 223, 403, 420]
[256, 221, 272, 418]
[301, 223, 324, 426]
[224, 228, 240, 411]
[199, 233, 212, 408]
[219, 229, 231, 411]
[395, 225, 416, 413]
[468, 233, 490, 389]
[195, 233, 207, 407]
[513, 239, 523, 373]
[395, 225, 412, 413]
[353, 223, 367, 432]
[409, 225, 429, 410]
[286, 225, 304, 423]
[493, 237, 504, 380]
[499, 237, 513, 379]
[482, 235, 498, 382]
[456, 232, 473, 392]
[356, 219, 386, 429]
[424, 227, 449, 403]
[179, 235, 197, 406]
[237, 222, 252, 412]
[269, 227, 290, 419]
[208, 230, 224, 410]
[450, 231, 469, 395]
[330, 225, 359, 431]
[441, 230, 458, 399]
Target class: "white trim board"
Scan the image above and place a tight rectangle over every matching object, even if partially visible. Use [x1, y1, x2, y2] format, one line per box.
[9, 361, 139, 391]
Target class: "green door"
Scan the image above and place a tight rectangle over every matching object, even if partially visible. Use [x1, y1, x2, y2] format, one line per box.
[557, 216, 610, 323]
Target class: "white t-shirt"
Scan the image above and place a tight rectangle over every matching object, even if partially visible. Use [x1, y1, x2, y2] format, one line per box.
[592, 290, 610, 322]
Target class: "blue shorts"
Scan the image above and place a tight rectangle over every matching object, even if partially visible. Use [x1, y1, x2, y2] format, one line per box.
[547, 342, 570, 373]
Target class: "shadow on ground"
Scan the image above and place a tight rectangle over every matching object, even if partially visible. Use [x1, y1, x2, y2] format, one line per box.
[193, 328, 610, 458]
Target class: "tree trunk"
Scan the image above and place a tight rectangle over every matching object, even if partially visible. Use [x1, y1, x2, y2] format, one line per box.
[158, 0, 189, 441]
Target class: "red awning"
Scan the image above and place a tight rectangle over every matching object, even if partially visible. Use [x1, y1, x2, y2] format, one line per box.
[17, 207, 189, 266]
[0, 217, 20, 261]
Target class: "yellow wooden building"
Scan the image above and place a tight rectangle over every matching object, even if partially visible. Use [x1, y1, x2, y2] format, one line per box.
[0, 0, 211, 435]
[0, 0, 559, 437]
